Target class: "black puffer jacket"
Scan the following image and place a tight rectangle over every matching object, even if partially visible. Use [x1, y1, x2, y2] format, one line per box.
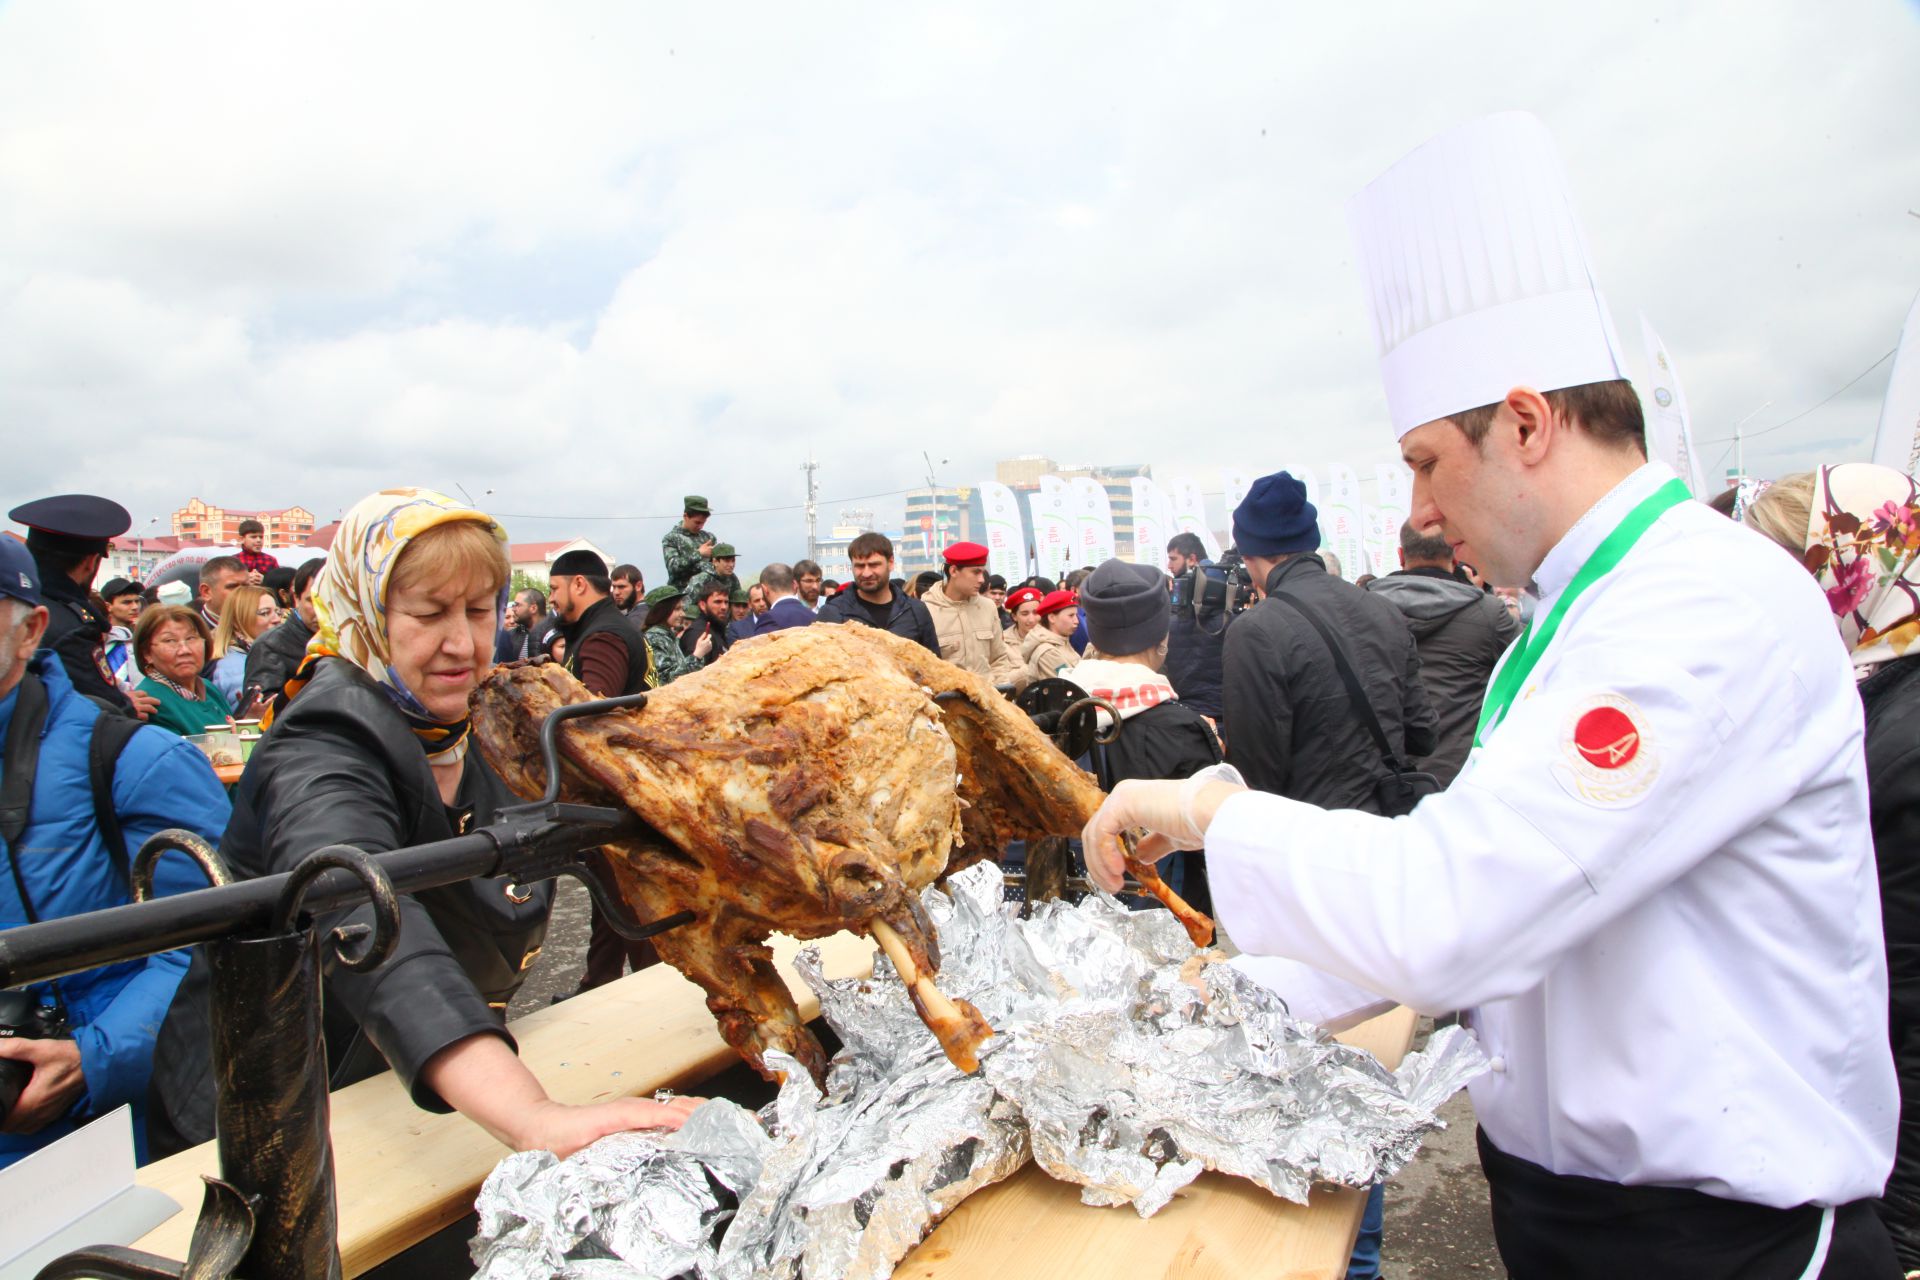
[1164, 610, 1228, 720]
[149, 658, 553, 1153]
[1366, 568, 1519, 786]
[1862, 654, 1920, 1267]
[1222, 554, 1436, 813]
[241, 610, 314, 703]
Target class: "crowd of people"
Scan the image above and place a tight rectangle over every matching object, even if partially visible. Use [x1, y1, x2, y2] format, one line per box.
[2, 109, 1919, 1279]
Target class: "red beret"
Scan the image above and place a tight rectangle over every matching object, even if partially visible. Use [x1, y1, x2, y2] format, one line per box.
[1037, 589, 1078, 616]
[942, 541, 989, 568]
[1005, 585, 1044, 609]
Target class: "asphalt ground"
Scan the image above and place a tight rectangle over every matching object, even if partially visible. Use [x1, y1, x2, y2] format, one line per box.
[509, 879, 1507, 1278]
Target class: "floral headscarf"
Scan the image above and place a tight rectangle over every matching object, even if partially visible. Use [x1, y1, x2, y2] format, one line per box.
[1803, 463, 1920, 675]
[268, 488, 509, 756]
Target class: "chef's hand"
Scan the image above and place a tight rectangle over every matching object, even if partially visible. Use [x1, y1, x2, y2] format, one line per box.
[1082, 765, 1248, 894]
[127, 689, 160, 721]
[0, 1037, 86, 1134]
[513, 1095, 703, 1159]
[692, 629, 714, 660]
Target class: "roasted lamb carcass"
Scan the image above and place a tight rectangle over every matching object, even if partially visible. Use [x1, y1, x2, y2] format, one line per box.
[469, 623, 1210, 1085]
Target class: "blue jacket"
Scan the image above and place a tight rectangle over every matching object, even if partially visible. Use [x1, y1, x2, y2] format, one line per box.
[754, 596, 816, 636]
[814, 584, 939, 653]
[0, 653, 231, 1167]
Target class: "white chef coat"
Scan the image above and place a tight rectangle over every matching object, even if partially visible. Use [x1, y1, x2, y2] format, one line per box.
[1207, 462, 1897, 1208]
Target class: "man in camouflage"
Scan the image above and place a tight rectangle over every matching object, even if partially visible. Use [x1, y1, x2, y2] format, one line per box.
[661, 496, 716, 589]
[683, 542, 740, 611]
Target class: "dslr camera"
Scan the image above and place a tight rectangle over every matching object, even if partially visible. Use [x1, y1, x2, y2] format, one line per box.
[0, 990, 69, 1121]
[1170, 551, 1256, 625]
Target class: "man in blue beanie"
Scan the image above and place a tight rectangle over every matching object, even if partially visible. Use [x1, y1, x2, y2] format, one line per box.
[1219, 470, 1435, 814]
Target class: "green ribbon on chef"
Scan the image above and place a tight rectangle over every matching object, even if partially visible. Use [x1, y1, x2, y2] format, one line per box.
[1473, 479, 1694, 749]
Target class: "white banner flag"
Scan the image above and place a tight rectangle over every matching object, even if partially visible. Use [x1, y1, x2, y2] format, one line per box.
[1222, 469, 1255, 514]
[1033, 476, 1075, 582]
[1873, 288, 1920, 476]
[1639, 314, 1708, 496]
[1164, 475, 1223, 560]
[1362, 507, 1395, 577]
[977, 481, 1027, 584]
[1128, 476, 1173, 565]
[1070, 477, 1117, 568]
[1319, 465, 1363, 578]
[1374, 462, 1413, 563]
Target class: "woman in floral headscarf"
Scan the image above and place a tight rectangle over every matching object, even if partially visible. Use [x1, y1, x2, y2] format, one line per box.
[1746, 462, 1920, 1267]
[150, 489, 695, 1159]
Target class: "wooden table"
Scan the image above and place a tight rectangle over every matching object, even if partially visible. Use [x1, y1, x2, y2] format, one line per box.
[134, 937, 1418, 1278]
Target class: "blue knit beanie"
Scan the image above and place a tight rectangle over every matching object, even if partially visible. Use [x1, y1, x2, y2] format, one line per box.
[1232, 471, 1321, 556]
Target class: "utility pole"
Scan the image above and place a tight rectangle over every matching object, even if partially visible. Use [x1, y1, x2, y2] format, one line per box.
[801, 451, 820, 563]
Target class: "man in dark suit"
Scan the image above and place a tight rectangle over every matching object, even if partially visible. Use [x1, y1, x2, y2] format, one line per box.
[753, 563, 816, 635]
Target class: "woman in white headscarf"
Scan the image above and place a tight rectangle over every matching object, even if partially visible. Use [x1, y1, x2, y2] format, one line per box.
[1746, 462, 1920, 1268]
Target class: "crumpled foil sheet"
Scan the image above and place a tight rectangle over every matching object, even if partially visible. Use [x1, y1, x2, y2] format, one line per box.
[471, 862, 1485, 1277]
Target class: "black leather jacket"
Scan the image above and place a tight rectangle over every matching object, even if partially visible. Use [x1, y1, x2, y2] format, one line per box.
[241, 610, 314, 703]
[149, 659, 553, 1151]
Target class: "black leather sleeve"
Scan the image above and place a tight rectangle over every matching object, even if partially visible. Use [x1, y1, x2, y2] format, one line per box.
[243, 711, 513, 1110]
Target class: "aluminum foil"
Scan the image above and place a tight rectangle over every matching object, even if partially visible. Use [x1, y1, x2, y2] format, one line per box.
[471, 861, 1484, 1277]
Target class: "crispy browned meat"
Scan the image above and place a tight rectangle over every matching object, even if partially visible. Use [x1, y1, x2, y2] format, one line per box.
[469, 622, 1211, 1084]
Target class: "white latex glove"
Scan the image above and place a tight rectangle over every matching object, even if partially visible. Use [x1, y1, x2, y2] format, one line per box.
[1083, 763, 1245, 893]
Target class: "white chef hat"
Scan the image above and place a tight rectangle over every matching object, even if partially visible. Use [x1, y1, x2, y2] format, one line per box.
[1348, 111, 1629, 439]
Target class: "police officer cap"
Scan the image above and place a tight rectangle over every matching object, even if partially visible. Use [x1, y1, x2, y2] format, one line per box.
[1232, 472, 1321, 557]
[711, 542, 737, 558]
[99, 577, 143, 601]
[10, 494, 132, 557]
[942, 541, 989, 568]
[550, 549, 608, 578]
[642, 585, 682, 608]
[0, 538, 41, 607]
[1080, 558, 1169, 655]
[683, 495, 711, 515]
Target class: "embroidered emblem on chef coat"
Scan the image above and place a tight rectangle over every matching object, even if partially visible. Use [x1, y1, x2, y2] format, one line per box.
[1553, 694, 1660, 808]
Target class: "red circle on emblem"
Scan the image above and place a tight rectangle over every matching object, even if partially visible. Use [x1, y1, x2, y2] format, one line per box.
[1573, 706, 1640, 770]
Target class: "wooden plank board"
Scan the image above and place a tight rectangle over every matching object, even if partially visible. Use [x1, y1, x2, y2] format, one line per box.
[897, 1005, 1419, 1280]
[132, 931, 879, 1275]
[134, 939, 1419, 1280]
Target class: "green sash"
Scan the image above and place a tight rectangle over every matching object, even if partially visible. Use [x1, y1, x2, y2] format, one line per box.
[1473, 479, 1692, 748]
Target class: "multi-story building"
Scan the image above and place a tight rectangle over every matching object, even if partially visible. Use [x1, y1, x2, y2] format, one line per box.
[898, 487, 977, 576]
[171, 499, 316, 545]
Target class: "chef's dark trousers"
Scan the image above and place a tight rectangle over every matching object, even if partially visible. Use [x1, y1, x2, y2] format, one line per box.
[579, 901, 659, 990]
[1479, 1128, 1899, 1279]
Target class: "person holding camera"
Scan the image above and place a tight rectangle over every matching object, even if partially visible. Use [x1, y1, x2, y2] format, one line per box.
[1219, 471, 1435, 814]
[0, 539, 231, 1168]
[1163, 533, 1229, 723]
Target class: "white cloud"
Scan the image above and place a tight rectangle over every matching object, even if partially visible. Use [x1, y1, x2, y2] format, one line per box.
[1, 0, 1916, 581]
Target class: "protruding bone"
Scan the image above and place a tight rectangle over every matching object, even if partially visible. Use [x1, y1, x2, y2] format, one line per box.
[870, 919, 993, 1073]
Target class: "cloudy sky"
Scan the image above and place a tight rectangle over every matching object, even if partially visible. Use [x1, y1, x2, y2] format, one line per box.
[2, 1, 1915, 583]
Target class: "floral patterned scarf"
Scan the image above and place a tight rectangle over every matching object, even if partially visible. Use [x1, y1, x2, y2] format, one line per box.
[1803, 463, 1920, 676]
[267, 488, 509, 757]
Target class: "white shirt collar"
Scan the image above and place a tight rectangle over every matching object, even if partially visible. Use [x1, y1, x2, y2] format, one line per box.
[1530, 461, 1677, 601]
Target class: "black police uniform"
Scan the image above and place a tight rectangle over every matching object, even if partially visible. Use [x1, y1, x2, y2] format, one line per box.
[9, 496, 133, 713]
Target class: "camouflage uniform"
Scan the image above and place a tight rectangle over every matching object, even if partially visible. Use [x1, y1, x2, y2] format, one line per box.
[661, 524, 716, 589]
[682, 568, 740, 609]
[645, 625, 704, 684]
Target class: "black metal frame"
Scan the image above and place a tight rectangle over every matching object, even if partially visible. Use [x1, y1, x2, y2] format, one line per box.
[0, 694, 691, 1280]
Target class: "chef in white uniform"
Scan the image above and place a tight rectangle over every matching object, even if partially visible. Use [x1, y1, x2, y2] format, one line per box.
[1084, 112, 1899, 1278]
